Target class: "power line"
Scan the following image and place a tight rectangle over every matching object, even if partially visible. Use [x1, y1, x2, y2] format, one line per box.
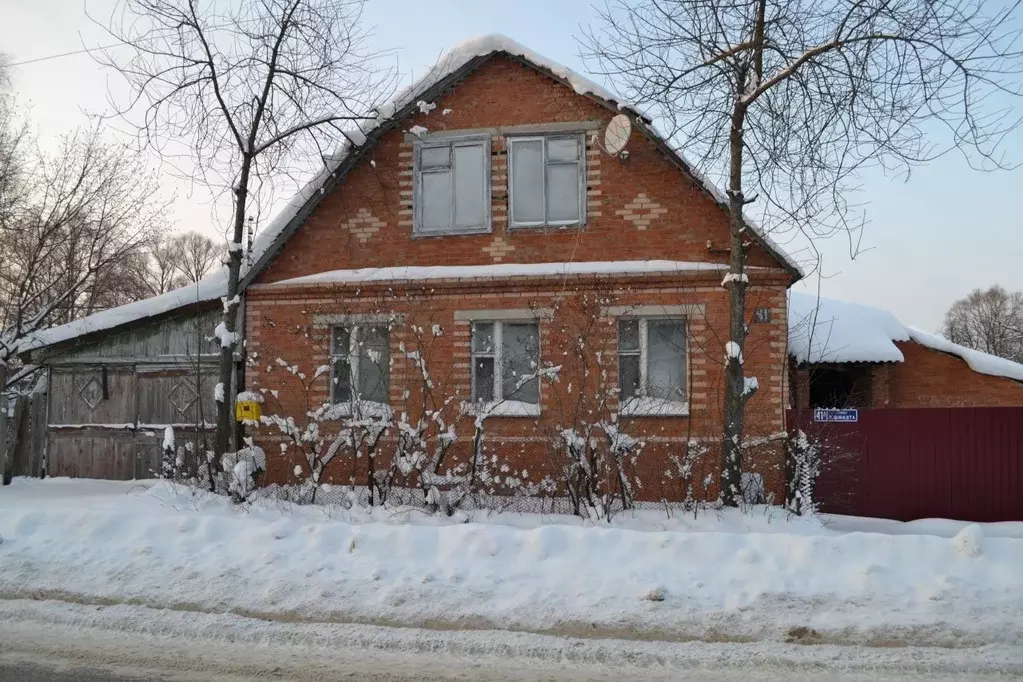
[8, 44, 124, 67]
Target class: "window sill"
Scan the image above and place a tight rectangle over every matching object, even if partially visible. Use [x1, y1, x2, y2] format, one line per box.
[619, 397, 690, 417]
[467, 400, 540, 418]
[507, 221, 585, 232]
[411, 226, 492, 239]
[327, 400, 394, 419]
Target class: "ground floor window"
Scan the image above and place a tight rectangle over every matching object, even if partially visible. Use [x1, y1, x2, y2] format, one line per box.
[618, 318, 688, 415]
[330, 325, 390, 404]
[471, 321, 540, 409]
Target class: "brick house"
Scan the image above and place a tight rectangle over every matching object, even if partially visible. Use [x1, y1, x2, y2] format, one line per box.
[21, 35, 1022, 503]
[237, 35, 801, 505]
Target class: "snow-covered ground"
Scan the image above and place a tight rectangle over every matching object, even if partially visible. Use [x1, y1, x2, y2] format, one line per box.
[1, 478, 1021, 656]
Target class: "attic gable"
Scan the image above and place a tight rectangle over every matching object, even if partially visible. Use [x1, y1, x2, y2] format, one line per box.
[243, 34, 803, 286]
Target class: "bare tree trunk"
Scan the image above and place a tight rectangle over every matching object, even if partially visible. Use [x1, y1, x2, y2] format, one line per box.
[214, 156, 251, 458]
[720, 101, 752, 507]
[0, 363, 11, 485]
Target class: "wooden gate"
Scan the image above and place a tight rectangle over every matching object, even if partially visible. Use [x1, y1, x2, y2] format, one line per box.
[789, 407, 1023, 522]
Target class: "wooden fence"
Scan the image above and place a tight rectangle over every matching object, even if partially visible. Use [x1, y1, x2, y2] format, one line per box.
[789, 407, 1023, 522]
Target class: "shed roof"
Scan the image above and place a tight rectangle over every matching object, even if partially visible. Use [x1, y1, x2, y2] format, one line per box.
[789, 291, 1023, 383]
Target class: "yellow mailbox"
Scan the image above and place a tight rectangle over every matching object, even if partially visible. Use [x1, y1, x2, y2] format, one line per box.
[235, 400, 262, 422]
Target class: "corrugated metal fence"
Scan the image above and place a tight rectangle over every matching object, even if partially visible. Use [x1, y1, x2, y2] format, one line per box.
[789, 407, 1023, 522]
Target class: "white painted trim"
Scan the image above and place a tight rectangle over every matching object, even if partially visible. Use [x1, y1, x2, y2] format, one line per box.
[603, 304, 705, 318]
[404, 120, 601, 142]
[454, 308, 552, 321]
[313, 313, 404, 325]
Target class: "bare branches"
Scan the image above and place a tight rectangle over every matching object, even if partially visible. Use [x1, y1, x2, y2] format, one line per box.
[96, 0, 396, 456]
[0, 127, 167, 360]
[942, 285, 1023, 362]
[585, 0, 1023, 506]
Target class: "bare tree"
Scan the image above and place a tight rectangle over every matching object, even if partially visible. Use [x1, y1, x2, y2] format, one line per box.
[173, 230, 223, 284]
[0, 128, 167, 357]
[584, 0, 1023, 505]
[130, 230, 224, 297]
[97, 0, 395, 459]
[942, 285, 1023, 362]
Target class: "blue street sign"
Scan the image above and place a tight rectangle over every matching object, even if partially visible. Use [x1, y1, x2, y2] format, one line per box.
[813, 408, 858, 423]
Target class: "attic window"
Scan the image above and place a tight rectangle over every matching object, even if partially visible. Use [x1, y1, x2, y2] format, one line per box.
[508, 135, 585, 228]
[414, 136, 491, 236]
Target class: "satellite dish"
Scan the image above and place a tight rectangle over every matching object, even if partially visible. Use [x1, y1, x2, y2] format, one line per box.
[603, 114, 632, 155]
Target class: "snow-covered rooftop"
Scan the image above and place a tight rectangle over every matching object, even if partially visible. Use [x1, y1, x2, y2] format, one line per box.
[266, 260, 733, 287]
[246, 33, 804, 279]
[20, 270, 226, 354]
[23, 33, 812, 354]
[789, 291, 1023, 383]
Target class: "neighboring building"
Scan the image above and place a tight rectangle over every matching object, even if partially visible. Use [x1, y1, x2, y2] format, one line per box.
[788, 292, 1023, 409]
[19, 278, 224, 479]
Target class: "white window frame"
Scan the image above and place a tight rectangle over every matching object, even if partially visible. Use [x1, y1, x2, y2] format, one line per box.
[330, 325, 391, 414]
[470, 320, 541, 416]
[413, 135, 492, 236]
[618, 317, 689, 417]
[507, 134, 586, 229]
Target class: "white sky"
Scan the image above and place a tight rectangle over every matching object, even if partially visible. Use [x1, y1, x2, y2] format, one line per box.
[2, 0, 1021, 332]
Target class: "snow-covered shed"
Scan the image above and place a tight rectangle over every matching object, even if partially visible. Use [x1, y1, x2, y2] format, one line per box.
[18, 274, 226, 479]
[788, 292, 1023, 409]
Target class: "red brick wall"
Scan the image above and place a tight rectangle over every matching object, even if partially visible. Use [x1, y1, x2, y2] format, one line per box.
[255, 55, 787, 285]
[245, 54, 795, 504]
[246, 273, 790, 503]
[888, 342, 1023, 407]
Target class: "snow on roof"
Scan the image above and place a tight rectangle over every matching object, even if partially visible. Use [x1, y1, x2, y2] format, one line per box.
[266, 260, 733, 287]
[246, 33, 804, 279]
[21, 269, 226, 354]
[788, 291, 1023, 383]
[24, 34, 804, 353]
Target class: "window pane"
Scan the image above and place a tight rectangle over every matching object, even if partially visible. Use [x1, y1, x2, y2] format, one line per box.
[421, 146, 450, 168]
[647, 320, 686, 401]
[511, 140, 543, 224]
[473, 356, 495, 403]
[471, 322, 494, 354]
[332, 327, 351, 356]
[619, 354, 640, 401]
[356, 326, 389, 403]
[502, 323, 539, 404]
[421, 171, 451, 231]
[547, 137, 579, 162]
[331, 357, 351, 403]
[618, 320, 639, 352]
[454, 144, 485, 228]
[547, 162, 579, 223]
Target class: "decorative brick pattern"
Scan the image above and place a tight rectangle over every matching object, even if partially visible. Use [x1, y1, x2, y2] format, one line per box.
[343, 208, 386, 244]
[616, 193, 669, 230]
[482, 236, 515, 262]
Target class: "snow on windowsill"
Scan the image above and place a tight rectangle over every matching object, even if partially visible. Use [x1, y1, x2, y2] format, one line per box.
[468, 400, 540, 418]
[619, 397, 690, 417]
[329, 400, 394, 419]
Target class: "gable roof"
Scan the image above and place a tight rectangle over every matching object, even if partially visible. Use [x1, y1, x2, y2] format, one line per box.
[242, 34, 805, 287]
[23, 34, 803, 355]
[788, 291, 1023, 383]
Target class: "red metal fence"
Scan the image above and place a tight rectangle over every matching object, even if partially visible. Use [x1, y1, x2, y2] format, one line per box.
[788, 407, 1023, 522]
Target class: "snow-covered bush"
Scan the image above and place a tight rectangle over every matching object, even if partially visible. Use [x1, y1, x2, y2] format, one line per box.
[787, 430, 822, 515]
[221, 443, 266, 502]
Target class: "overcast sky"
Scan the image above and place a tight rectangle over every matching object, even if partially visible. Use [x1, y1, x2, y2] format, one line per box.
[2, 0, 1021, 332]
